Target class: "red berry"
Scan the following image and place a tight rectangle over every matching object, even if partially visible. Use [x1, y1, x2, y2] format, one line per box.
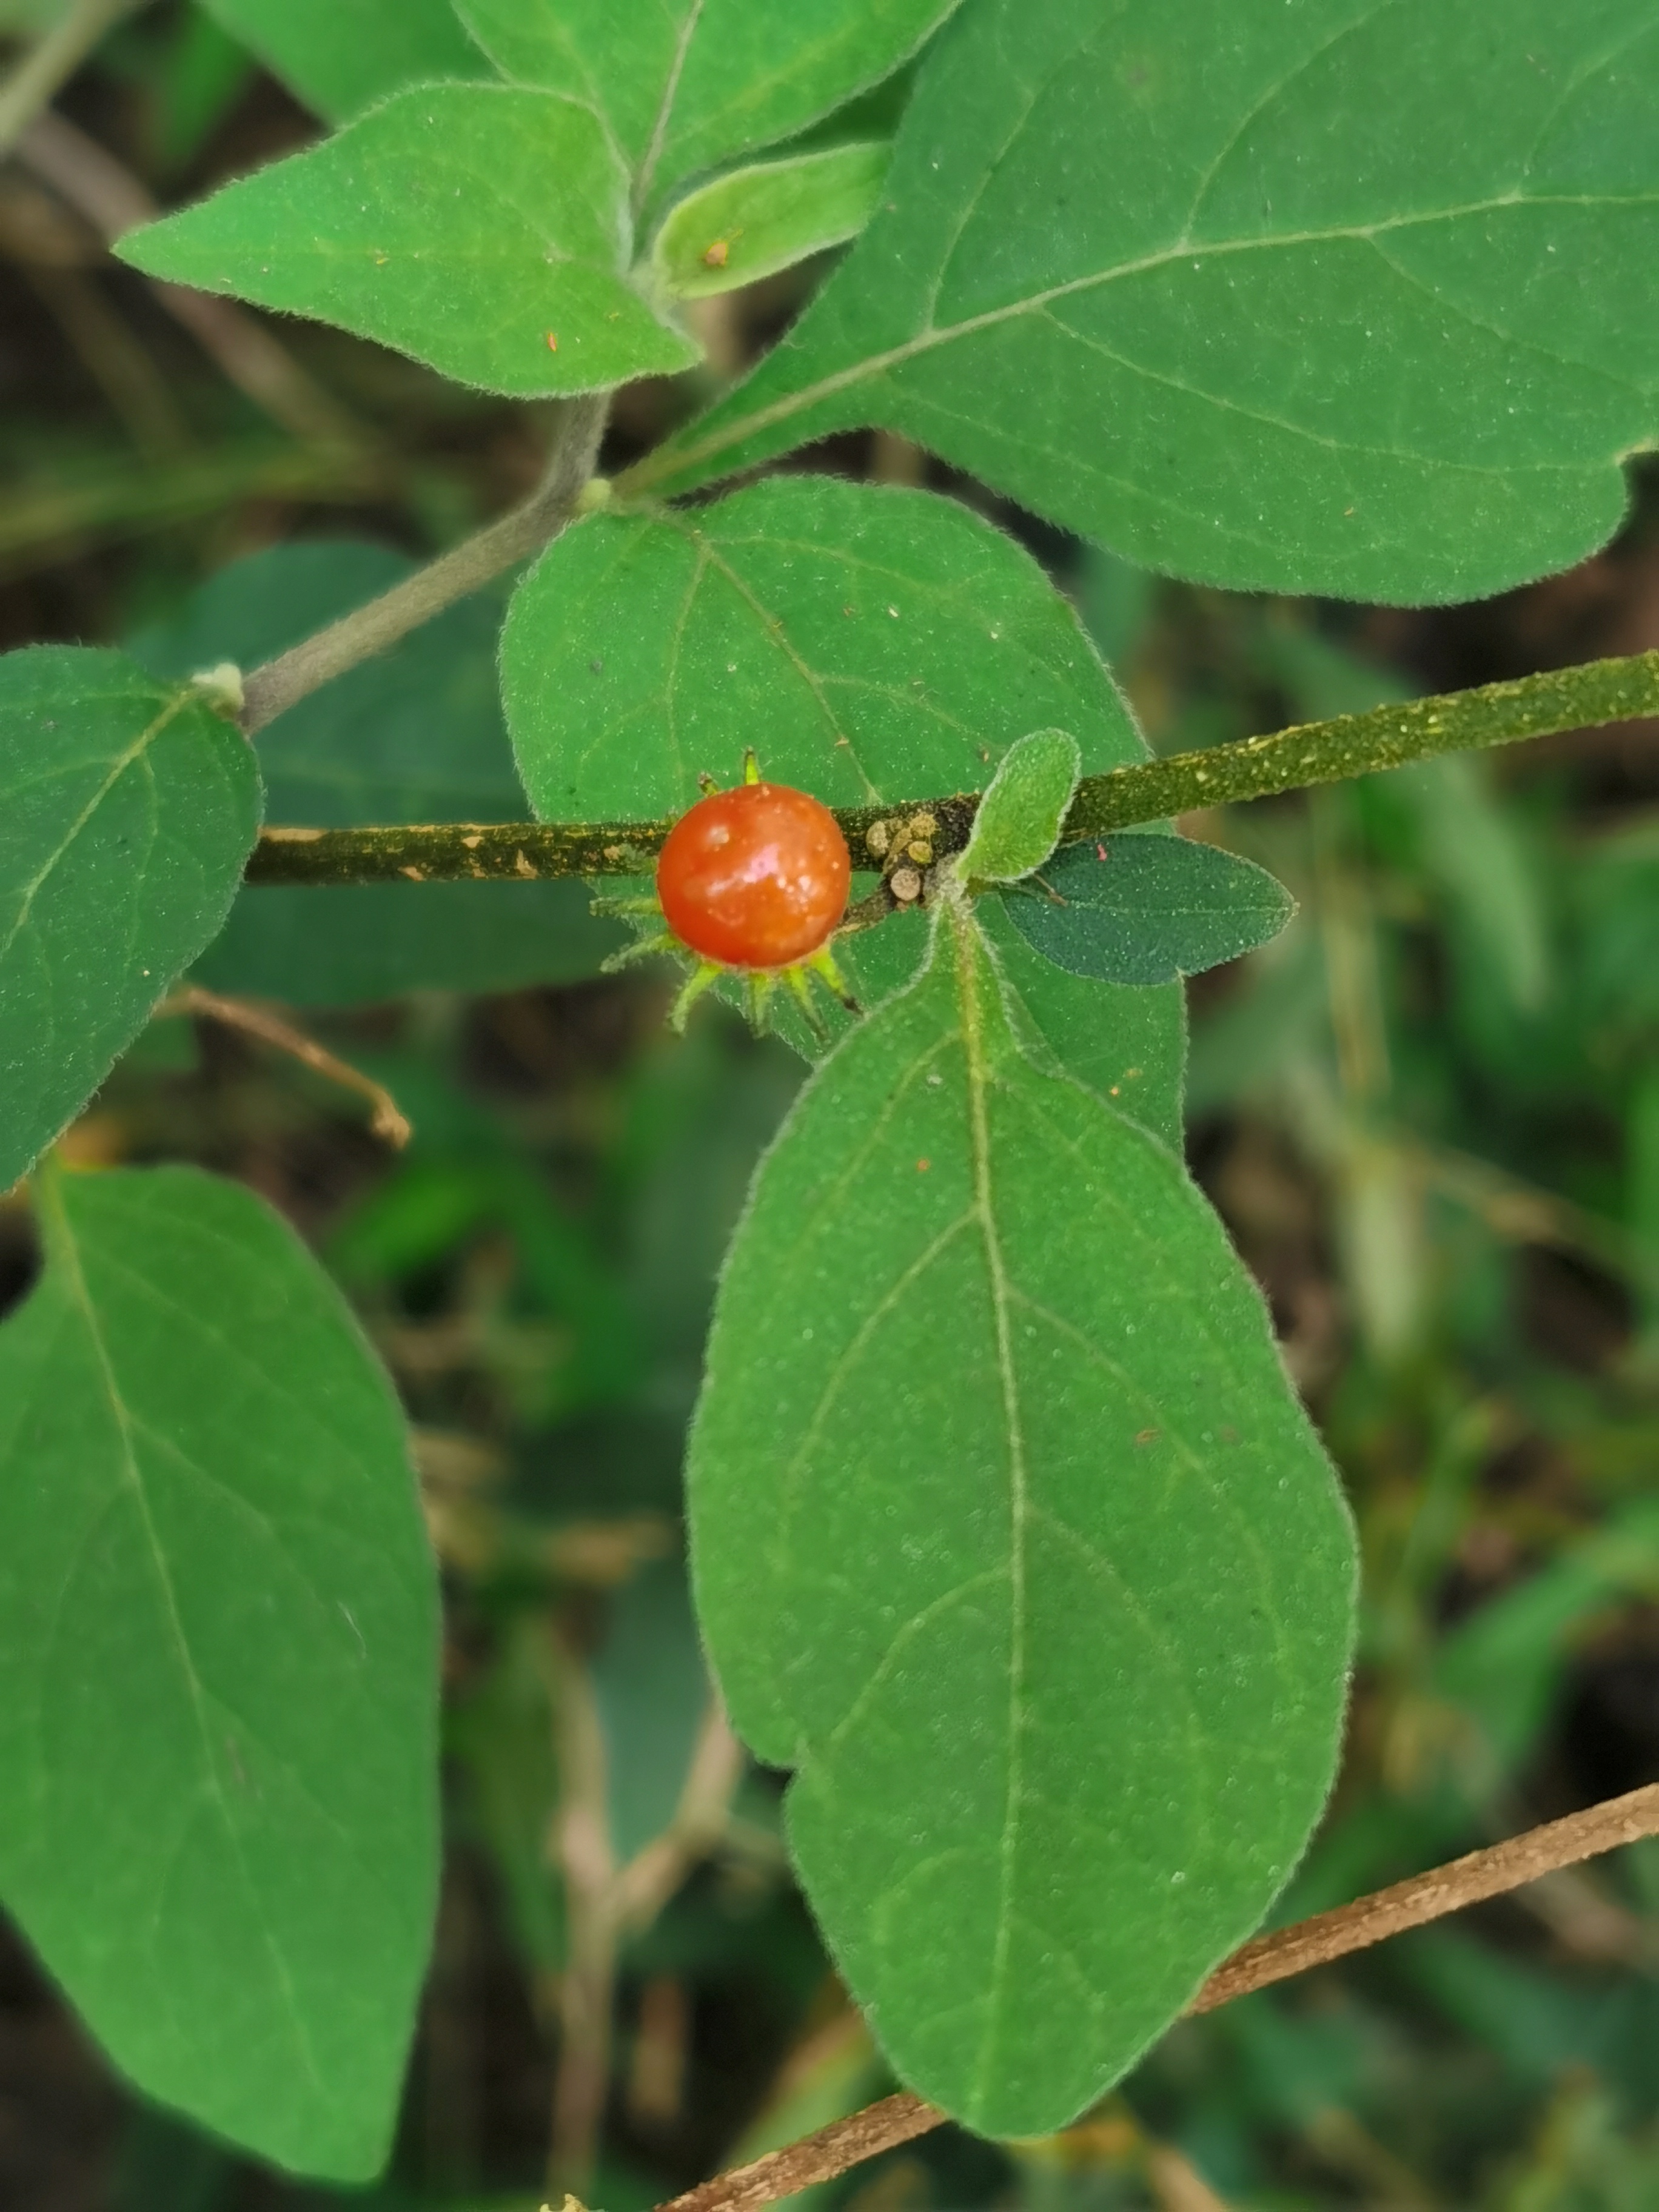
[657, 781, 851, 971]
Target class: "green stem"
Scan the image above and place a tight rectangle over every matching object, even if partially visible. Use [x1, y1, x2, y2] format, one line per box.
[244, 648, 1659, 886]
[237, 395, 608, 735]
[0, 0, 137, 158]
[1065, 651, 1659, 834]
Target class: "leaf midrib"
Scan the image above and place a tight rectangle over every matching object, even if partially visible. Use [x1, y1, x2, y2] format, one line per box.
[635, 187, 1658, 491]
[658, 514, 882, 800]
[0, 689, 193, 971]
[39, 1176, 328, 2099]
[948, 894, 1030, 2119]
[634, 0, 705, 215]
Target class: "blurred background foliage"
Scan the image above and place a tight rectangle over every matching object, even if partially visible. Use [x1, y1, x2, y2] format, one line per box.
[1, 6, 1656, 2209]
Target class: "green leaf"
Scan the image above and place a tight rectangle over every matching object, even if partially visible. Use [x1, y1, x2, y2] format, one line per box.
[786, 900, 1188, 1151]
[130, 542, 622, 1004]
[976, 897, 1186, 1148]
[640, 0, 1659, 603]
[504, 477, 1146, 820]
[651, 141, 890, 298]
[688, 888, 1355, 2136]
[454, 0, 960, 212]
[116, 87, 699, 398]
[0, 1165, 438, 2178]
[0, 648, 260, 1193]
[198, 0, 491, 122]
[1002, 832, 1296, 985]
[958, 728, 1079, 883]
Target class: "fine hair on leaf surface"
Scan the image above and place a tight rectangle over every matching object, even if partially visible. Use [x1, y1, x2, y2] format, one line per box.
[0, 1165, 439, 2178]
[0, 648, 260, 1191]
[116, 87, 700, 397]
[504, 475, 1147, 823]
[2, 0, 1654, 2191]
[688, 882, 1356, 2134]
[630, 0, 1659, 603]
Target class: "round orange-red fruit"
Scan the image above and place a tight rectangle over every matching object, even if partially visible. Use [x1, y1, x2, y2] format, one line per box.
[656, 780, 851, 971]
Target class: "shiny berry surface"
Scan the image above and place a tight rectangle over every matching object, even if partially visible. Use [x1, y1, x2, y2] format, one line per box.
[656, 782, 851, 970]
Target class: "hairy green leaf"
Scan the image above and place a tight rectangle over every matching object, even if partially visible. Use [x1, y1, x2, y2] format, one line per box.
[959, 727, 1079, 883]
[1004, 832, 1296, 984]
[455, 0, 959, 212]
[0, 1165, 438, 2178]
[689, 890, 1355, 2135]
[0, 648, 260, 1192]
[794, 900, 1188, 1148]
[977, 897, 1186, 1145]
[199, 0, 489, 122]
[651, 141, 890, 298]
[505, 477, 1145, 819]
[130, 542, 620, 1004]
[116, 87, 698, 397]
[640, 0, 1659, 603]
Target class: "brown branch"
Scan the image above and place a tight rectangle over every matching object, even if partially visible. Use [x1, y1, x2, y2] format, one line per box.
[242, 648, 1659, 886]
[1188, 1780, 1659, 2013]
[159, 987, 411, 1145]
[659, 2093, 947, 2212]
[651, 1783, 1659, 2212]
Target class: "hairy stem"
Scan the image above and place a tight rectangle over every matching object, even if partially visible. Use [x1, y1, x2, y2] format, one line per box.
[237, 394, 608, 734]
[244, 646, 1659, 886]
[1065, 649, 1659, 834]
[0, 0, 136, 158]
[652, 1782, 1659, 2212]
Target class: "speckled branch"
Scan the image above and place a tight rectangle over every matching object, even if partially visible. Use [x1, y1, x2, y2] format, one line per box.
[243, 648, 1659, 885]
[649, 1783, 1659, 2212]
